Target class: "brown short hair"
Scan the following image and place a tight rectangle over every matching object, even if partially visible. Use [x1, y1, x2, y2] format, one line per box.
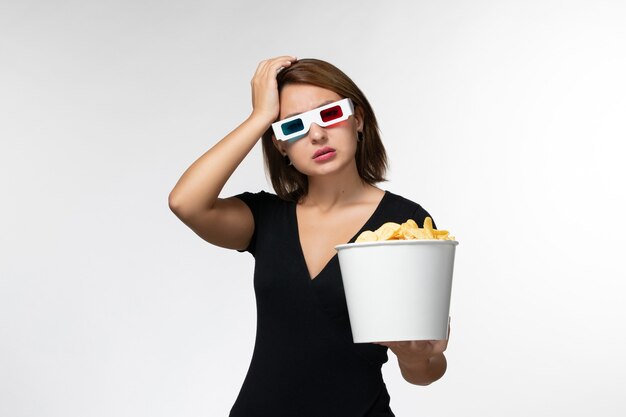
[261, 58, 388, 202]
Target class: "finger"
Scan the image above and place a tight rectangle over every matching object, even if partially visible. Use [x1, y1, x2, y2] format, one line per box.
[256, 56, 296, 74]
[431, 340, 448, 354]
[270, 55, 298, 64]
[252, 57, 295, 105]
[410, 340, 433, 355]
[255, 58, 274, 76]
[253, 56, 294, 81]
[266, 56, 298, 77]
[267, 60, 294, 77]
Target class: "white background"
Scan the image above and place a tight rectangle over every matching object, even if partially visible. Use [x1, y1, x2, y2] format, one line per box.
[2, 1, 625, 416]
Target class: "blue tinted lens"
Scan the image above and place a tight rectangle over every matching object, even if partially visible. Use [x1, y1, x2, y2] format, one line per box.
[281, 118, 305, 136]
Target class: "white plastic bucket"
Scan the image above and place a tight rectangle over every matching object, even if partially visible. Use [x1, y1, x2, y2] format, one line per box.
[335, 240, 458, 343]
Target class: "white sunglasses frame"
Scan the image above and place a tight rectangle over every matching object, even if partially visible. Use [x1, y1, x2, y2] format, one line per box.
[271, 98, 355, 141]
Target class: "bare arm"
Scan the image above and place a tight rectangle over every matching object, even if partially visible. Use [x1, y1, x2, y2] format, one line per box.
[168, 56, 297, 250]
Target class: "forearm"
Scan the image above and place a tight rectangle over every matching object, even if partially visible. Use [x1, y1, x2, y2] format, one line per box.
[398, 352, 447, 386]
[168, 113, 270, 215]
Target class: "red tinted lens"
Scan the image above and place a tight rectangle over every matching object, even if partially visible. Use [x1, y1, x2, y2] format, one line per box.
[320, 105, 343, 123]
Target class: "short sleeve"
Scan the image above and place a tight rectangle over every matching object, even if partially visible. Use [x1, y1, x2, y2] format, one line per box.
[232, 191, 262, 256]
[411, 204, 438, 230]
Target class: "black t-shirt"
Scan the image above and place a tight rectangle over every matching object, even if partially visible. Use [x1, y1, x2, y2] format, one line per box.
[229, 190, 434, 417]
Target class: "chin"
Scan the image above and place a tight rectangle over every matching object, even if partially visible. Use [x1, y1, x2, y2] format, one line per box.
[306, 159, 354, 177]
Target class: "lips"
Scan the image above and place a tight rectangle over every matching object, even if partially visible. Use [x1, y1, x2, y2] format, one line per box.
[312, 147, 336, 159]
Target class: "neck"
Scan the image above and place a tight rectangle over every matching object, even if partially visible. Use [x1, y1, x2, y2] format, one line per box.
[301, 163, 371, 210]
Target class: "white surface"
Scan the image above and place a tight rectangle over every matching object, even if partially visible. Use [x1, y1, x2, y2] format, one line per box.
[336, 240, 457, 342]
[1, 1, 625, 416]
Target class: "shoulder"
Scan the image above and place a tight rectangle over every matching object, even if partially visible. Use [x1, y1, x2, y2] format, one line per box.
[384, 190, 427, 212]
[234, 190, 286, 206]
[233, 190, 293, 220]
[382, 190, 435, 228]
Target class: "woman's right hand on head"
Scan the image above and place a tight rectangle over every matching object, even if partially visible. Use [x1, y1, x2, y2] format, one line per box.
[250, 56, 297, 123]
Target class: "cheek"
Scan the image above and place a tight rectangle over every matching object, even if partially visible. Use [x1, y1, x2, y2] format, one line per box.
[326, 120, 353, 131]
[283, 140, 303, 157]
[330, 120, 349, 128]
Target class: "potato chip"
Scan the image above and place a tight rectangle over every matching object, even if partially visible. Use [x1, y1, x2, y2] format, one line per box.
[400, 219, 419, 239]
[355, 217, 455, 242]
[375, 222, 402, 240]
[422, 217, 435, 239]
[355, 230, 378, 243]
[433, 229, 450, 239]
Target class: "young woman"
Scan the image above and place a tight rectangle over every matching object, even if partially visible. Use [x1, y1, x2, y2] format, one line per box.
[169, 56, 450, 416]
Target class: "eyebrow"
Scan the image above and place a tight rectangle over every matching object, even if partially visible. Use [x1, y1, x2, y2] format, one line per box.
[283, 99, 337, 119]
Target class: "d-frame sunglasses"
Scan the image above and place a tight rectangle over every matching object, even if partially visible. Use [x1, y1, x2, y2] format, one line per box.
[272, 98, 355, 141]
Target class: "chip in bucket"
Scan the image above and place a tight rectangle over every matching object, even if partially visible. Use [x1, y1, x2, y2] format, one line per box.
[336, 218, 458, 343]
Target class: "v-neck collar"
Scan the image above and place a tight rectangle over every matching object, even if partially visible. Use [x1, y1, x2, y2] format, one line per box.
[292, 190, 390, 282]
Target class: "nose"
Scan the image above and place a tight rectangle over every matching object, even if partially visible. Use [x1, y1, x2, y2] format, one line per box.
[307, 123, 327, 143]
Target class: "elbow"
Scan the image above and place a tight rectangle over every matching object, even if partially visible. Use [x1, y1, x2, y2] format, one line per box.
[168, 193, 179, 211]
[168, 193, 186, 216]
[168, 193, 213, 222]
[402, 373, 435, 386]
[400, 354, 447, 386]
[406, 372, 445, 386]
[403, 372, 444, 386]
